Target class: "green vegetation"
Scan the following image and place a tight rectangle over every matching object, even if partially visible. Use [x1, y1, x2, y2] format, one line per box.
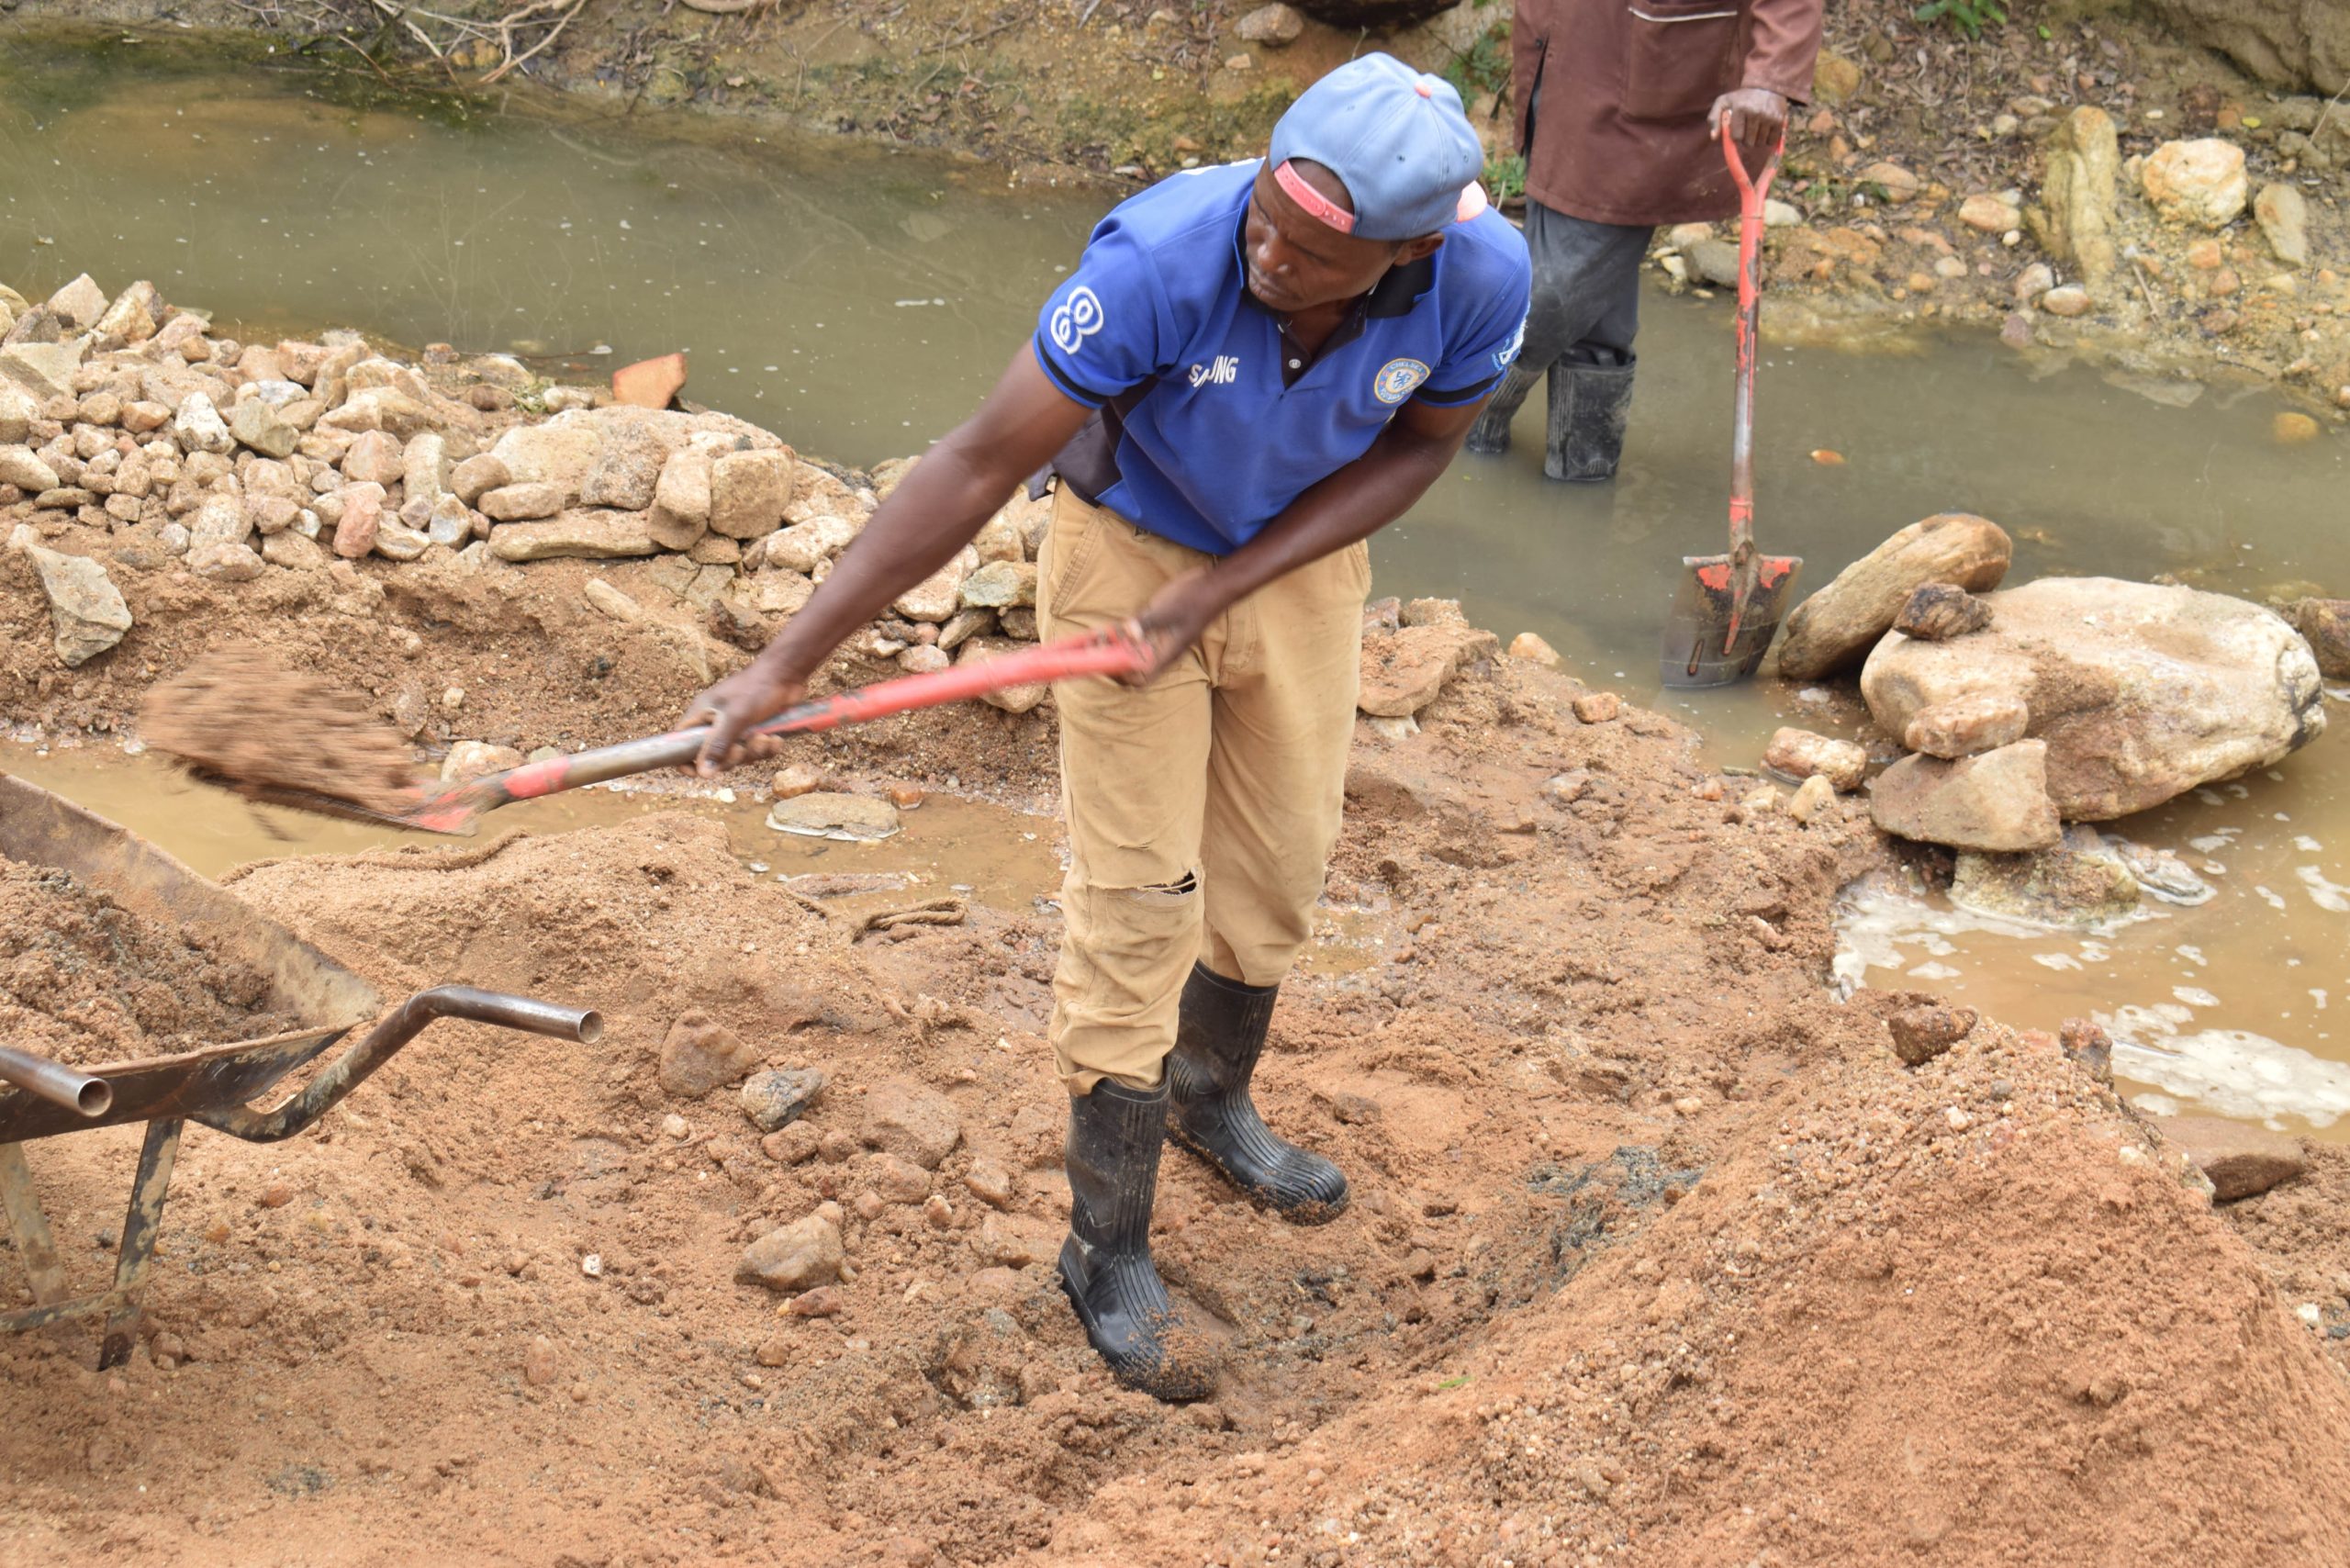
[1483, 152, 1527, 204]
[1442, 23, 1512, 107]
[1913, 0, 2009, 40]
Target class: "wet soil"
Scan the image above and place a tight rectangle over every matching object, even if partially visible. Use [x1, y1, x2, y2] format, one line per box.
[0, 858, 298, 1066]
[7, 647, 2350, 1563]
[139, 646, 426, 817]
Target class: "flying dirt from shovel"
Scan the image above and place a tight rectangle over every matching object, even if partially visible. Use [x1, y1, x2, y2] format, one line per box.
[137, 646, 423, 816]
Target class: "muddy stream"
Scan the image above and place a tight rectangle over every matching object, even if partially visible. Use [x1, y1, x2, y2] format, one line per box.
[6, 37, 2350, 1133]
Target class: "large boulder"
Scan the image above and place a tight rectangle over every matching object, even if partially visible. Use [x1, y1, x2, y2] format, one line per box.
[2152, 1114, 2308, 1201]
[2136, 0, 2349, 95]
[1358, 623, 1499, 717]
[1863, 577, 2325, 820]
[1774, 513, 2011, 679]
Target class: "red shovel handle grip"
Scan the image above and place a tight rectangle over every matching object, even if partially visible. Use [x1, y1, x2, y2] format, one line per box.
[1722, 128, 1783, 208]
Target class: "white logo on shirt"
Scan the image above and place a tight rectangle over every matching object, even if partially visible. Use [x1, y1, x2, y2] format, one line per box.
[1495, 312, 1528, 371]
[1049, 286, 1105, 354]
[1188, 355, 1240, 387]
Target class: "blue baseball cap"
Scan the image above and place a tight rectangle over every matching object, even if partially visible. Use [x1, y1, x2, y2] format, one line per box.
[1267, 53, 1487, 243]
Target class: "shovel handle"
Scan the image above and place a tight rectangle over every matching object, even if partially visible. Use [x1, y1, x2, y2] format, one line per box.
[1724, 130, 1782, 570]
[417, 626, 1150, 823]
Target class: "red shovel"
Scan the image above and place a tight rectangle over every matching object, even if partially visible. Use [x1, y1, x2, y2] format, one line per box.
[1660, 130, 1804, 689]
[245, 627, 1150, 835]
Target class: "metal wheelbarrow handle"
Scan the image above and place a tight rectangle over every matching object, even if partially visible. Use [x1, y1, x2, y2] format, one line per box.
[193, 985, 602, 1143]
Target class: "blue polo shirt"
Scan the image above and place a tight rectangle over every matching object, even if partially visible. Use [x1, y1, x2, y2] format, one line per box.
[1032, 161, 1532, 556]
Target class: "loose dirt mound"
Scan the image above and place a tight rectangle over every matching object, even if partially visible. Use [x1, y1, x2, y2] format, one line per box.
[5, 655, 2349, 1566]
[0, 857, 297, 1066]
[137, 646, 422, 816]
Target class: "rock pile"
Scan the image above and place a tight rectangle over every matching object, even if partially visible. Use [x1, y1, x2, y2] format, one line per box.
[0, 272, 1053, 694]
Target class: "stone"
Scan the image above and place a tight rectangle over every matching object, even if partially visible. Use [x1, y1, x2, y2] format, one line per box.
[971, 508, 1023, 564]
[647, 449, 713, 551]
[192, 495, 252, 550]
[488, 512, 659, 561]
[2153, 1115, 2307, 1202]
[1506, 632, 1563, 668]
[1950, 843, 2141, 926]
[939, 635, 1042, 711]
[0, 386, 34, 444]
[522, 1336, 562, 1387]
[766, 791, 902, 840]
[741, 1068, 827, 1133]
[612, 352, 688, 409]
[2039, 285, 2092, 317]
[1762, 727, 1866, 791]
[1236, 2, 1304, 43]
[1774, 513, 2012, 679]
[1864, 577, 2325, 820]
[427, 495, 473, 547]
[0, 342, 84, 401]
[1572, 690, 1621, 724]
[958, 559, 1037, 610]
[1888, 1002, 1977, 1067]
[862, 1078, 962, 1170]
[1858, 162, 1920, 203]
[898, 644, 951, 675]
[786, 1286, 845, 1318]
[2288, 599, 2350, 678]
[441, 741, 525, 783]
[894, 547, 979, 622]
[488, 420, 602, 497]
[580, 423, 667, 510]
[332, 483, 384, 559]
[0, 444, 58, 493]
[1000, 607, 1038, 641]
[764, 1123, 822, 1164]
[95, 283, 162, 346]
[24, 545, 130, 666]
[187, 542, 265, 582]
[749, 567, 816, 616]
[736, 1214, 844, 1293]
[1786, 773, 1838, 823]
[2255, 183, 2310, 268]
[767, 513, 857, 574]
[374, 521, 430, 564]
[262, 531, 327, 570]
[1357, 624, 1499, 717]
[1812, 49, 1863, 105]
[2038, 106, 2121, 295]
[658, 1008, 762, 1097]
[451, 453, 509, 505]
[2273, 411, 2321, 445]
[401, 431, 450, 509]
[1870, 740, 2061, 852]
[580, 578, 640, 622]
[963, 1159, 1015, 1209]
[173, 392, 235, 456]
[2142, 139, 2248, 229]
[1904, 691, 2030, 758]
[1960, 194, 2020, 232]
[1400, 600, 1463, 630]
[973, 1213, 1053, 1271]
[479, 481, 565, 521]
[936, 607, 994, 654]
[228, 398, 297, 459]
[870, 1155, 933, 1204]
[1893, 581, 1992, 641]
[1686, 239, 1742, 289]
[710, 449, 796, 539]
[44, 274, 107, 330]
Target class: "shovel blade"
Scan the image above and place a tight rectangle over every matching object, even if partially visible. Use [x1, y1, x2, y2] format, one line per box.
[1659, 553, 1803, 689]
[202, 775, 481, 837]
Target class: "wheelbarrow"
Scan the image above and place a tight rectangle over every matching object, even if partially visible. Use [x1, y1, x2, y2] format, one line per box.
[0, 773, 601, 1370]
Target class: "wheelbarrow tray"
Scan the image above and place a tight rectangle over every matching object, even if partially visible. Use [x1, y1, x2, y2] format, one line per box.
[0, 771, 383, 1144]
[0, 773, 599, 1369]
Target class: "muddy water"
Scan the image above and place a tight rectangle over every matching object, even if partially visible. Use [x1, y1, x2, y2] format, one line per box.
[7, 38, 2350, 1127]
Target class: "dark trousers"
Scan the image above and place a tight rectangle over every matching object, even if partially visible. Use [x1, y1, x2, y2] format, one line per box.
[1470, 202, 1654, 479]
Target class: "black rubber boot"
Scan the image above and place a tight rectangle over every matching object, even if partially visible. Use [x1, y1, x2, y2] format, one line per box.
[1543, 357, 1637, 483]
[1463, 362, 1540, 455]
[1058, 1078, 1215, 1402]
[1166, 965, 1349, 1224]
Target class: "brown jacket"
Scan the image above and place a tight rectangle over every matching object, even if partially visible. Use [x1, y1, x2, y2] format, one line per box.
[1511, 0, 1825, 227]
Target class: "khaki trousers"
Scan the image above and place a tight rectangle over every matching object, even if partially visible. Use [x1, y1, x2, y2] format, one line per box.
[1037, 487, 1369, 1094]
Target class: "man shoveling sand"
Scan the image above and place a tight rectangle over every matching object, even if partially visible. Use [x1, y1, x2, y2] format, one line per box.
[138, 646, 421, 817]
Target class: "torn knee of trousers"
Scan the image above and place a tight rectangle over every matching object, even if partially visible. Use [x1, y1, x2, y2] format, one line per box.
[1125, 870, 1199, 908]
